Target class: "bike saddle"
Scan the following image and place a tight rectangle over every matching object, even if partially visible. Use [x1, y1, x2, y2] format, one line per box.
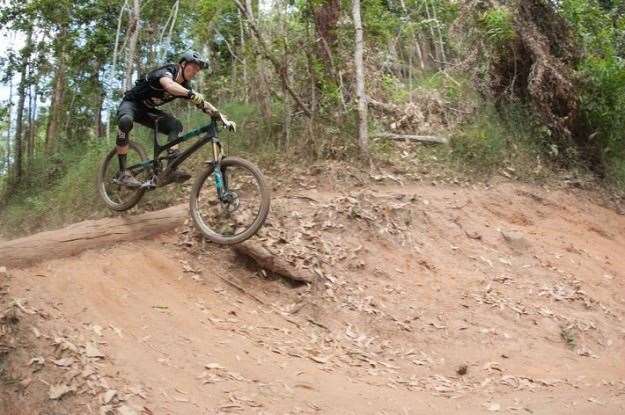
[146, 112, 165, 124]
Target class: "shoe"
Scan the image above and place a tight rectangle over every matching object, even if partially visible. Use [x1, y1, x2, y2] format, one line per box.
[114, 170, 142, 188]
[141, 176, 157, 189]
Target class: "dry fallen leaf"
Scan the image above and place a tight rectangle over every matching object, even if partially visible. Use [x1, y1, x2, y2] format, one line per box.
[92, 324, 104, 336]
[109, 325, 123, 338]
[52, 357, 75, 367]
[485, 402, 501, 412]
[49, 383, 74, 400]
[309, 354, 332, 364]
[28, 356, 45, 366]
[85, 342, 105, 358]
[102, 389, 117, 405]
[99, 405, 113, 415]
[117, 405, 139, 415]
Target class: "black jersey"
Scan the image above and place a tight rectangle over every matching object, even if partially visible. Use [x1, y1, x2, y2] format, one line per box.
[123, 64, 190, 108]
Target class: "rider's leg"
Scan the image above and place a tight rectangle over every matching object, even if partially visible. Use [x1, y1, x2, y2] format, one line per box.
[116, 100, 137, 168]
[115, 101, 142, 187]
[160, 116, 184, 158]
[135, 110, 190, 183]
[162, 116, 191, 183]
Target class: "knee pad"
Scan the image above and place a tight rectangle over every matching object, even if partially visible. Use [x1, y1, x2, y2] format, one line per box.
[116, 115, 133, 146]
[118, 115, 134, 133]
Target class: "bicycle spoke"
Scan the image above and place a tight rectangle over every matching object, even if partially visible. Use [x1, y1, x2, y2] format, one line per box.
[194, 162, 263, 239]
[100, 144, 149, 210]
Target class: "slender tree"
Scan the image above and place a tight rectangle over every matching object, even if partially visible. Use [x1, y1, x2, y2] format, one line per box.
[124, 0, 141, 90]
[352, 0, 368, 156]
[14, 29, 33, 181]
[45, 26, 67, 153]
[5, 75, 14, 175]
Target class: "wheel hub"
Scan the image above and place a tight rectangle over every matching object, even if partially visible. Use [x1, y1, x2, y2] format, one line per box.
[221, 191, 240, 213]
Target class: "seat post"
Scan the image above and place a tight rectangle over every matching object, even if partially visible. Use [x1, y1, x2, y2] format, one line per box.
[153, 118, 160, 161]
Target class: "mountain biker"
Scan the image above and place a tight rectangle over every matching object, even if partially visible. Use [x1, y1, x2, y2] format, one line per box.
[115, 51, 236, 187]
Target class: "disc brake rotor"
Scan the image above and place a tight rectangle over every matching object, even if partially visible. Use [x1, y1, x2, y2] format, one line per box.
[221, 191, 240, 213]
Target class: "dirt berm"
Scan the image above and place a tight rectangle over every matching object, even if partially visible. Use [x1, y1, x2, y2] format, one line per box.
[1, 177, 624, 414]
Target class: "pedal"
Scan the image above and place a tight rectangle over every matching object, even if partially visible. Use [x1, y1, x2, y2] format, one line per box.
[141, 177, 157, 190]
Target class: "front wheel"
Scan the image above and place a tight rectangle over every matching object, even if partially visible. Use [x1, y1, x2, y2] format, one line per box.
[190, 157, 270, 245]
[97, 141, 150, 211]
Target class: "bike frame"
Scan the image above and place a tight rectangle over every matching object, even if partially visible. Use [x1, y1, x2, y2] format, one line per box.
[126, 117, 227, 195]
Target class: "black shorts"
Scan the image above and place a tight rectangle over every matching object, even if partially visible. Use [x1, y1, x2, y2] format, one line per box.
[116, 100, 183, 140]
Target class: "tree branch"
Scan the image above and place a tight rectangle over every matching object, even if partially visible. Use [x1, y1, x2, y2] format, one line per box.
[233, 0, 312, 118]
[372, 132, 448, 145]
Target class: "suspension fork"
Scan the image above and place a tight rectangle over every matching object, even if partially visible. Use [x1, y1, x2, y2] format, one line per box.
[211, 137, 227, 199]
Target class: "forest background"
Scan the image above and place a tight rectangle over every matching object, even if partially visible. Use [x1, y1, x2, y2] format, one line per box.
[1, 0, 624, 236]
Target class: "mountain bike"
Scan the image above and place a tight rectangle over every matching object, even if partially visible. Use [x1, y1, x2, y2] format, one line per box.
[97, 113, 270, 245]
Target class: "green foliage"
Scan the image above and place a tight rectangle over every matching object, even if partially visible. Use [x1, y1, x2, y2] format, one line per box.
[578, 55, 625, 185]
[0, 140, 109, 235]
[561, 0, 618, 56]
[560, 0, 625, 186]
[361, 0, 398, 42]
[450, 104, 549, 176]
[5, 0, 625, 237]
[380, 74, 408, 102]
[451, 111, 507, 172]
[480, 7, 516, 47]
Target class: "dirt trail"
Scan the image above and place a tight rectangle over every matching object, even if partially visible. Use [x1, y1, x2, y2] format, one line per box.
[2, 179, 625, 414]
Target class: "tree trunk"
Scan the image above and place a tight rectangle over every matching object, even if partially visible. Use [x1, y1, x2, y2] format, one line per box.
[13, 31, 32, 181]
[239, 9, 248, 103]
[45, 40, 67, 154]
[14, 83, 25, 181]
[281, 3, 291, 148]
[63, 92, 76, 141]
[230, 34, 238, 100]
[108, 0, 128, 139]
[429, 0, 447, 66]
[399, 0, 425, 70]
[95, 93, 105, 138]
[25, 74, 32, 169]
[4, 77, 13, 175]
[352, 0, 368, 157]
[0, 204, 187, 268]
[91, 61, 105, 138]
[27, 83, 36, 169]
[371, 132, 448, 144]
[124, 0, 141, 91]
[247, 0, 271, 120]
[311, 0, 340, 77]
[424, 0, 442, 68]
[235, 0, 313, 118]
[233, 241, 315, 283]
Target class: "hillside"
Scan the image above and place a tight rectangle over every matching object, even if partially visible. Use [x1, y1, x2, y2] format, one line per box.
[2, 170, 624, 414]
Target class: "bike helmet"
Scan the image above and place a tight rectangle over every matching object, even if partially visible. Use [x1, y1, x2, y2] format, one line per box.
[179, 51, 208, 69]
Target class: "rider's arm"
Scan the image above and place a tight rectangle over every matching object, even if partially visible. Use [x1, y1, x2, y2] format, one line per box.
[159, 76, 236, 131]
[159, 77, 220, 116]
[160, 76, 191, 98]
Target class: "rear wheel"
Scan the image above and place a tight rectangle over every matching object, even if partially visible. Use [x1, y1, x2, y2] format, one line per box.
[190, 157, 270, 245]
[97, 141, 150, 211]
